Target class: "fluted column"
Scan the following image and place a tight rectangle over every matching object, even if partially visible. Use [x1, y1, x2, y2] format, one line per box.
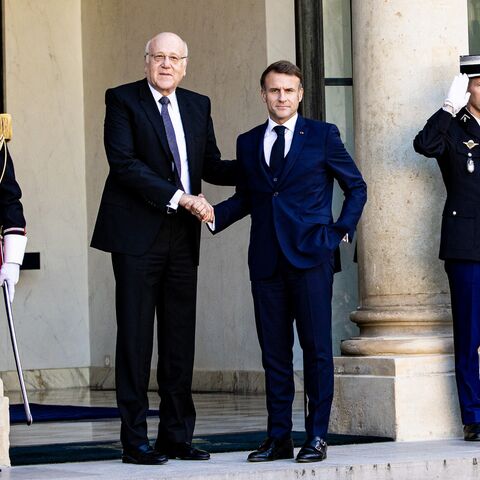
[330, 0, 469, 441]
[342, 0, 468, 356]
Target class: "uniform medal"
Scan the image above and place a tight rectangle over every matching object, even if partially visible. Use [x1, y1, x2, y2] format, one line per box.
[463, 140, 479, 173]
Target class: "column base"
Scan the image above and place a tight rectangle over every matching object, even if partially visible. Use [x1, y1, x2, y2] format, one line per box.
[0, 379, 10, 466]
[330, 354, 462, 441]
[341, 335, 453, 355]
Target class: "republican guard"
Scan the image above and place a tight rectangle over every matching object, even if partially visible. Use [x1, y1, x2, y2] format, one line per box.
[414, 55, 480, 441]
[0, 114, 27, 301]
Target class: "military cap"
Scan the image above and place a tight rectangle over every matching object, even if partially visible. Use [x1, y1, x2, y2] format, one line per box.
[460, 55, 480, 77]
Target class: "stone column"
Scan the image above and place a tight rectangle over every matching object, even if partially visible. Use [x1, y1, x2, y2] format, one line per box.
[330, 0, 469, 441]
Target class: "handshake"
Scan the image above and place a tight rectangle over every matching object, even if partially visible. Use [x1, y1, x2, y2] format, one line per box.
[179, 193, 214, 223]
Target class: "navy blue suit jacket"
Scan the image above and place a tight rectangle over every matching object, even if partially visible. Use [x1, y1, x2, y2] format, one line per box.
[213, 116, 367, 280]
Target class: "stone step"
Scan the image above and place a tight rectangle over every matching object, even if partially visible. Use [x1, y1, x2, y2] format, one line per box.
[3, 439, 480, 480]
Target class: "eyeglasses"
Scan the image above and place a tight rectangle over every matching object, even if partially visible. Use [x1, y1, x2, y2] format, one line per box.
[146, 53, 187, 65]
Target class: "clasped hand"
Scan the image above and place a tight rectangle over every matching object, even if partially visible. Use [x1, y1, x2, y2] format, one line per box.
[179, 193, 214, 223]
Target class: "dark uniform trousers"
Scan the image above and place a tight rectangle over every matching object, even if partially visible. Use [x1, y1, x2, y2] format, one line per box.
[445, 260, 480, 424]
[112, 210, 198, 449]
[414, 107, 480, 425]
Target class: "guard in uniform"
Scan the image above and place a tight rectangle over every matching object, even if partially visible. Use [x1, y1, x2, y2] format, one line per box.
[0, 123, 27, 302]
[413, 55, 480, 441]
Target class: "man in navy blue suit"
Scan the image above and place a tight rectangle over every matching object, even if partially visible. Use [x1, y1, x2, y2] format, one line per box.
[204, 61, 367, 462]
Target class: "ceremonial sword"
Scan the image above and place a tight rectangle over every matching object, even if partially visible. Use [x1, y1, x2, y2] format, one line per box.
[1, 243, 32, 425]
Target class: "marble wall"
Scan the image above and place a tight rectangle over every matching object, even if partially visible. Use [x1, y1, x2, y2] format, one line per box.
[1, 0, 90, 372]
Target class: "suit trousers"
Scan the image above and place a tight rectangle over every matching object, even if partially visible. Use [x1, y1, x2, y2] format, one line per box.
[445, 260, 480, 425]
[112, 212, 198, 449]
[251, 253, 335, 439]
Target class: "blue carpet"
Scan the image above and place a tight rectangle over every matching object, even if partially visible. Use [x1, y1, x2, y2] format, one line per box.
[10, 431, 393, 466]
[9, 404, 393, 465]
[10, 403, 159, 423]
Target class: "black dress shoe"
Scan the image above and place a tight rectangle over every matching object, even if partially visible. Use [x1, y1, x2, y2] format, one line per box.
[296, 436, 327, 463]
[122, 444, 168, 465]
[163, 442, 210, 460]
[247, 436, 294, 462]
[464, 423, 480, 441]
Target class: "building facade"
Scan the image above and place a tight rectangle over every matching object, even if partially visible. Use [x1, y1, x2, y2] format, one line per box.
[0, 0, 477, 463]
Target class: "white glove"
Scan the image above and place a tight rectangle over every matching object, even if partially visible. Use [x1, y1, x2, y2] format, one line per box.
[0, 262, 20, 303]
[443, 74, 470, 115]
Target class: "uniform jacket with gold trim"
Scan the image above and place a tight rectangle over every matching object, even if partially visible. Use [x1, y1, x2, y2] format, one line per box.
[414, 107, 480, 261]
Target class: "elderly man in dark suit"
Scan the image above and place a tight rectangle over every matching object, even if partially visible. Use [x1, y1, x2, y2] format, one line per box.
[91, 32, 236, 465]
[203, 61, 366, 463]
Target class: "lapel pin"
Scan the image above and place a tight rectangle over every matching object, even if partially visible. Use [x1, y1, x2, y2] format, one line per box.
[461, 113, 470, 123]
[299, 131, 304, 135]
[463, 139, 479, 149]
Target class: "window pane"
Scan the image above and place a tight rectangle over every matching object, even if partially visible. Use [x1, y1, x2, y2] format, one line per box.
[323, 0, 352, 78]
[469, 0, 480, 54]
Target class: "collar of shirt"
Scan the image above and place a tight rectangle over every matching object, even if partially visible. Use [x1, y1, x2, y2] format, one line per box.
[265, 113, 298, 137]
[466, 107, 480, 127]
[263, 114, 298, 165]
[147, 83, 180, 114]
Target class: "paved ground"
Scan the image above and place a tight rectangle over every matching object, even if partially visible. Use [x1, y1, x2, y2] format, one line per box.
[0, 439, 479, 480]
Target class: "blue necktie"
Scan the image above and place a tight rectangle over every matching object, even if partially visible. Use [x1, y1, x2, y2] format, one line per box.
[269, 125, 286, 177]
[159, 96, 184, 190]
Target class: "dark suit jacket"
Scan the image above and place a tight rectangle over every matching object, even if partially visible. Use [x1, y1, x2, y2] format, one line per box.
[212, 116, 367, 280]
[414, 107, 480, 261]
[91, 79, 236, 261]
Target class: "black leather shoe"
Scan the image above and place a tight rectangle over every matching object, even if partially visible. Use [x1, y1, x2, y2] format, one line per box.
[464, 423, 480, 441]
[163, 442, 210, 460]
[296, 436, 327, 462]
[247, 436, 294, 462]
[122, 444, 168, 465]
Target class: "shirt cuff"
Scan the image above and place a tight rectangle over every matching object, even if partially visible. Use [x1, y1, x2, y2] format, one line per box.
[167, 189, 184, 210]
[3, 234, 27, 265]
[207, 219, 216, 231]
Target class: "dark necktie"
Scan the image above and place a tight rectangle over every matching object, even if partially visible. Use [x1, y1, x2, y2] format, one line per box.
[269, 125, 286, 177]
[159, 96, 184, 190]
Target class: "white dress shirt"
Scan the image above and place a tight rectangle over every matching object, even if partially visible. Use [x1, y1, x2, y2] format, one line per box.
[148, 83, 190, 208]
[263, 114, 298, 165]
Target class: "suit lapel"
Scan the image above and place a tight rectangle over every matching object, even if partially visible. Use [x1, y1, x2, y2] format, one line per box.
[138, 79, 171, 158]
[278, 116, 308, 185]
[256, 121, 274, 187]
